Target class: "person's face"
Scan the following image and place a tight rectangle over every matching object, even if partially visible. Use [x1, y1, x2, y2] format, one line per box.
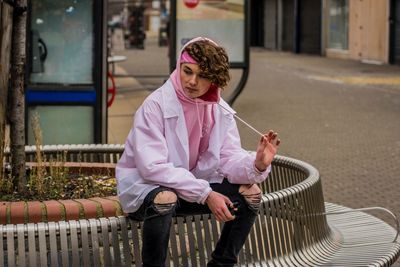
[180, 63, 211, 99]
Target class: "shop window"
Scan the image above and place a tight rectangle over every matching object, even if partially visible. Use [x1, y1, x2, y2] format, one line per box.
[328, 0, 348, 50]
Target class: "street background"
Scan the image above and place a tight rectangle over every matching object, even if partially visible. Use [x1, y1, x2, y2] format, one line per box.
[108, 33, 400, 266]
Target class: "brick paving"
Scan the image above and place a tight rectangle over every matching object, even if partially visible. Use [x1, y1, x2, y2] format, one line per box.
[237, 50, 400, 267]
[237, 50, 400, 218]
[109, 35, 400, 266]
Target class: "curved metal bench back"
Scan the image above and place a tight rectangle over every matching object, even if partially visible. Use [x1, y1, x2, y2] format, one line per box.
[2, 145, 399, 266]
[249, 157, 333, 266]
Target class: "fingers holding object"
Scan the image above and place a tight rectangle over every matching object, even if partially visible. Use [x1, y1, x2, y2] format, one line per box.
[262, 130, 280, 145]
[275, 138, 281, 146]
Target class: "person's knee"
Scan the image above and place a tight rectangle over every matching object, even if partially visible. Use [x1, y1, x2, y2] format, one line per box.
[152, 190, 177, 214]
[239, 184, 262, 212]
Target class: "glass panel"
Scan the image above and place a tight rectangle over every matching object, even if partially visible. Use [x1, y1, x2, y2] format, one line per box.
[328, 0, 349, 50]
[30, 0, 94, 85]
[27, 106, 94, 145]
[176, 0, 245, 63]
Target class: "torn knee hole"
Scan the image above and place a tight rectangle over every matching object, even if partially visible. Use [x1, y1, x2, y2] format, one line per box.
[153, 191, 177, 214]
[240, 185, 262, 210]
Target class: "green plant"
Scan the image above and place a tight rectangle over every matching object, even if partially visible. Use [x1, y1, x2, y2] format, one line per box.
[0, 113, 117, 201]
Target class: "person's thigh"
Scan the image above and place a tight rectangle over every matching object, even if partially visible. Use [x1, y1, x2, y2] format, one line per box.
[175, 179, 241, 216]
[211, 179, 240, 198]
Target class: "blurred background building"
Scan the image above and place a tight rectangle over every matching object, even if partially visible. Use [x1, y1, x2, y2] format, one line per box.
[108, 0, 399, 65]
[251, 0, 400, 65]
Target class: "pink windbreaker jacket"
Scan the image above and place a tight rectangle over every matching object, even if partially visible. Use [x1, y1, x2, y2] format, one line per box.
[116, 80, 270, 213]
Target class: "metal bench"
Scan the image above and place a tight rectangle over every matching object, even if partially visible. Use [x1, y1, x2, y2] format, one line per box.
[2, 145, 400, 266]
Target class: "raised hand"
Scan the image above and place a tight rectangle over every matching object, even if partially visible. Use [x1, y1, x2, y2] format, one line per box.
[254, 130, 280, 172]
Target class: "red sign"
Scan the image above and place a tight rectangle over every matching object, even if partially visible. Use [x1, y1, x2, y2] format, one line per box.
[184, 0, 199, 9]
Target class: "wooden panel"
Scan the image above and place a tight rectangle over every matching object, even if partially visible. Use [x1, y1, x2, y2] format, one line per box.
[365, 0, 389, 62]
[349, 0, 389, 62]
[349, 0, 364, 60]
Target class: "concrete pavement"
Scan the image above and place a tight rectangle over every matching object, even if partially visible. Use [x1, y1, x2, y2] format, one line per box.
[108, 35, 400, 266]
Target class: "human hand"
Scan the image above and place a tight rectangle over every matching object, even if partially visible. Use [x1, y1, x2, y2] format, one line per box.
[254, 130, 281, 172]
[205, 191, 235, 222]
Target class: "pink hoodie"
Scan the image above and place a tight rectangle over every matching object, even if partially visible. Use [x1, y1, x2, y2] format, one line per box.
[170, 42, 221, 170]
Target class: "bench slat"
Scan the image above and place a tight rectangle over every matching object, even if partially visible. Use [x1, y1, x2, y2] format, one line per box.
[169, 219, 180, 265]
[110, 218, 122, 266]
[37, 223, 47, 267]
[89, 219, 101, 266]
[129, 220, 141, 266]
[202, 214, 213, 260]
[0, 226, 3, 267]
[48, 222, 58, 266]
[118, 216, 132, 266]
[6, 224, 15, 266]
[185, 216, 199, 267]
[177, 217, 189, 267]
[79, 220, 91, 267]
[59, 221, 69, 267]
[16, 224, 25, 267]
[194, 215, 207, 265]
[70, 220, 80, 266]
[27, 224, 37, 267]
[100, 218, 112, 266]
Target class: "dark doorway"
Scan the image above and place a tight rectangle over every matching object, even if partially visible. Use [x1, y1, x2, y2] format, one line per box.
[298, 0, 321, 54]
[390, 0, 400, 65]
[281, 0, 294, 51]
[250, 0, 264, 46]
[264, 0, 278, 50]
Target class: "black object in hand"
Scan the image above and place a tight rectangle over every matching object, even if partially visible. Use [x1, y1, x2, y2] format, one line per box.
[228, 202, 239, 215]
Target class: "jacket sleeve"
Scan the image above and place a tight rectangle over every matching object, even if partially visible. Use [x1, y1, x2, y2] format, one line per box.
[219, 116, 271, 184]
[129, 100, 212, 204]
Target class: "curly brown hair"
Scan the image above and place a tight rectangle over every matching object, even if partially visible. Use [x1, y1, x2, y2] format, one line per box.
[184, 40, 231, 89]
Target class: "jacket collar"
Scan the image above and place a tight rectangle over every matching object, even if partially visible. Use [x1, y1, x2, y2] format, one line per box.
[162, 79, 182, 118]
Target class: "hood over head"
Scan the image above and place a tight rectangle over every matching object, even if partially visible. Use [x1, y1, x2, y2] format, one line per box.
[170, 37, 222, 105]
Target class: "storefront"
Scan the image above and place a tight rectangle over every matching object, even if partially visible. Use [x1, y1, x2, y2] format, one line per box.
[324, 0, 390, 64]
[263, 0, 321, 54]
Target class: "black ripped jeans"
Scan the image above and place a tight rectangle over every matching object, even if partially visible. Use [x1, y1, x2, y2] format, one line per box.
[128, 179, 260, 267]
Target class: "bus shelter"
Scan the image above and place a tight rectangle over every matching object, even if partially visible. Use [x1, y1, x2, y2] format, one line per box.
[26, 0, 108, 145]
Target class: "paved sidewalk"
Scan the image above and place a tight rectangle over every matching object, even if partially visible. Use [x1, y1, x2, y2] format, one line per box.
[108, 37, 400, 266]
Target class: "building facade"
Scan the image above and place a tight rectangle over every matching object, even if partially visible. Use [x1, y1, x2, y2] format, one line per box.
[253, 0, 400, 65]
[259, 0, 322, 54]
[323, 0, 389, 64]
